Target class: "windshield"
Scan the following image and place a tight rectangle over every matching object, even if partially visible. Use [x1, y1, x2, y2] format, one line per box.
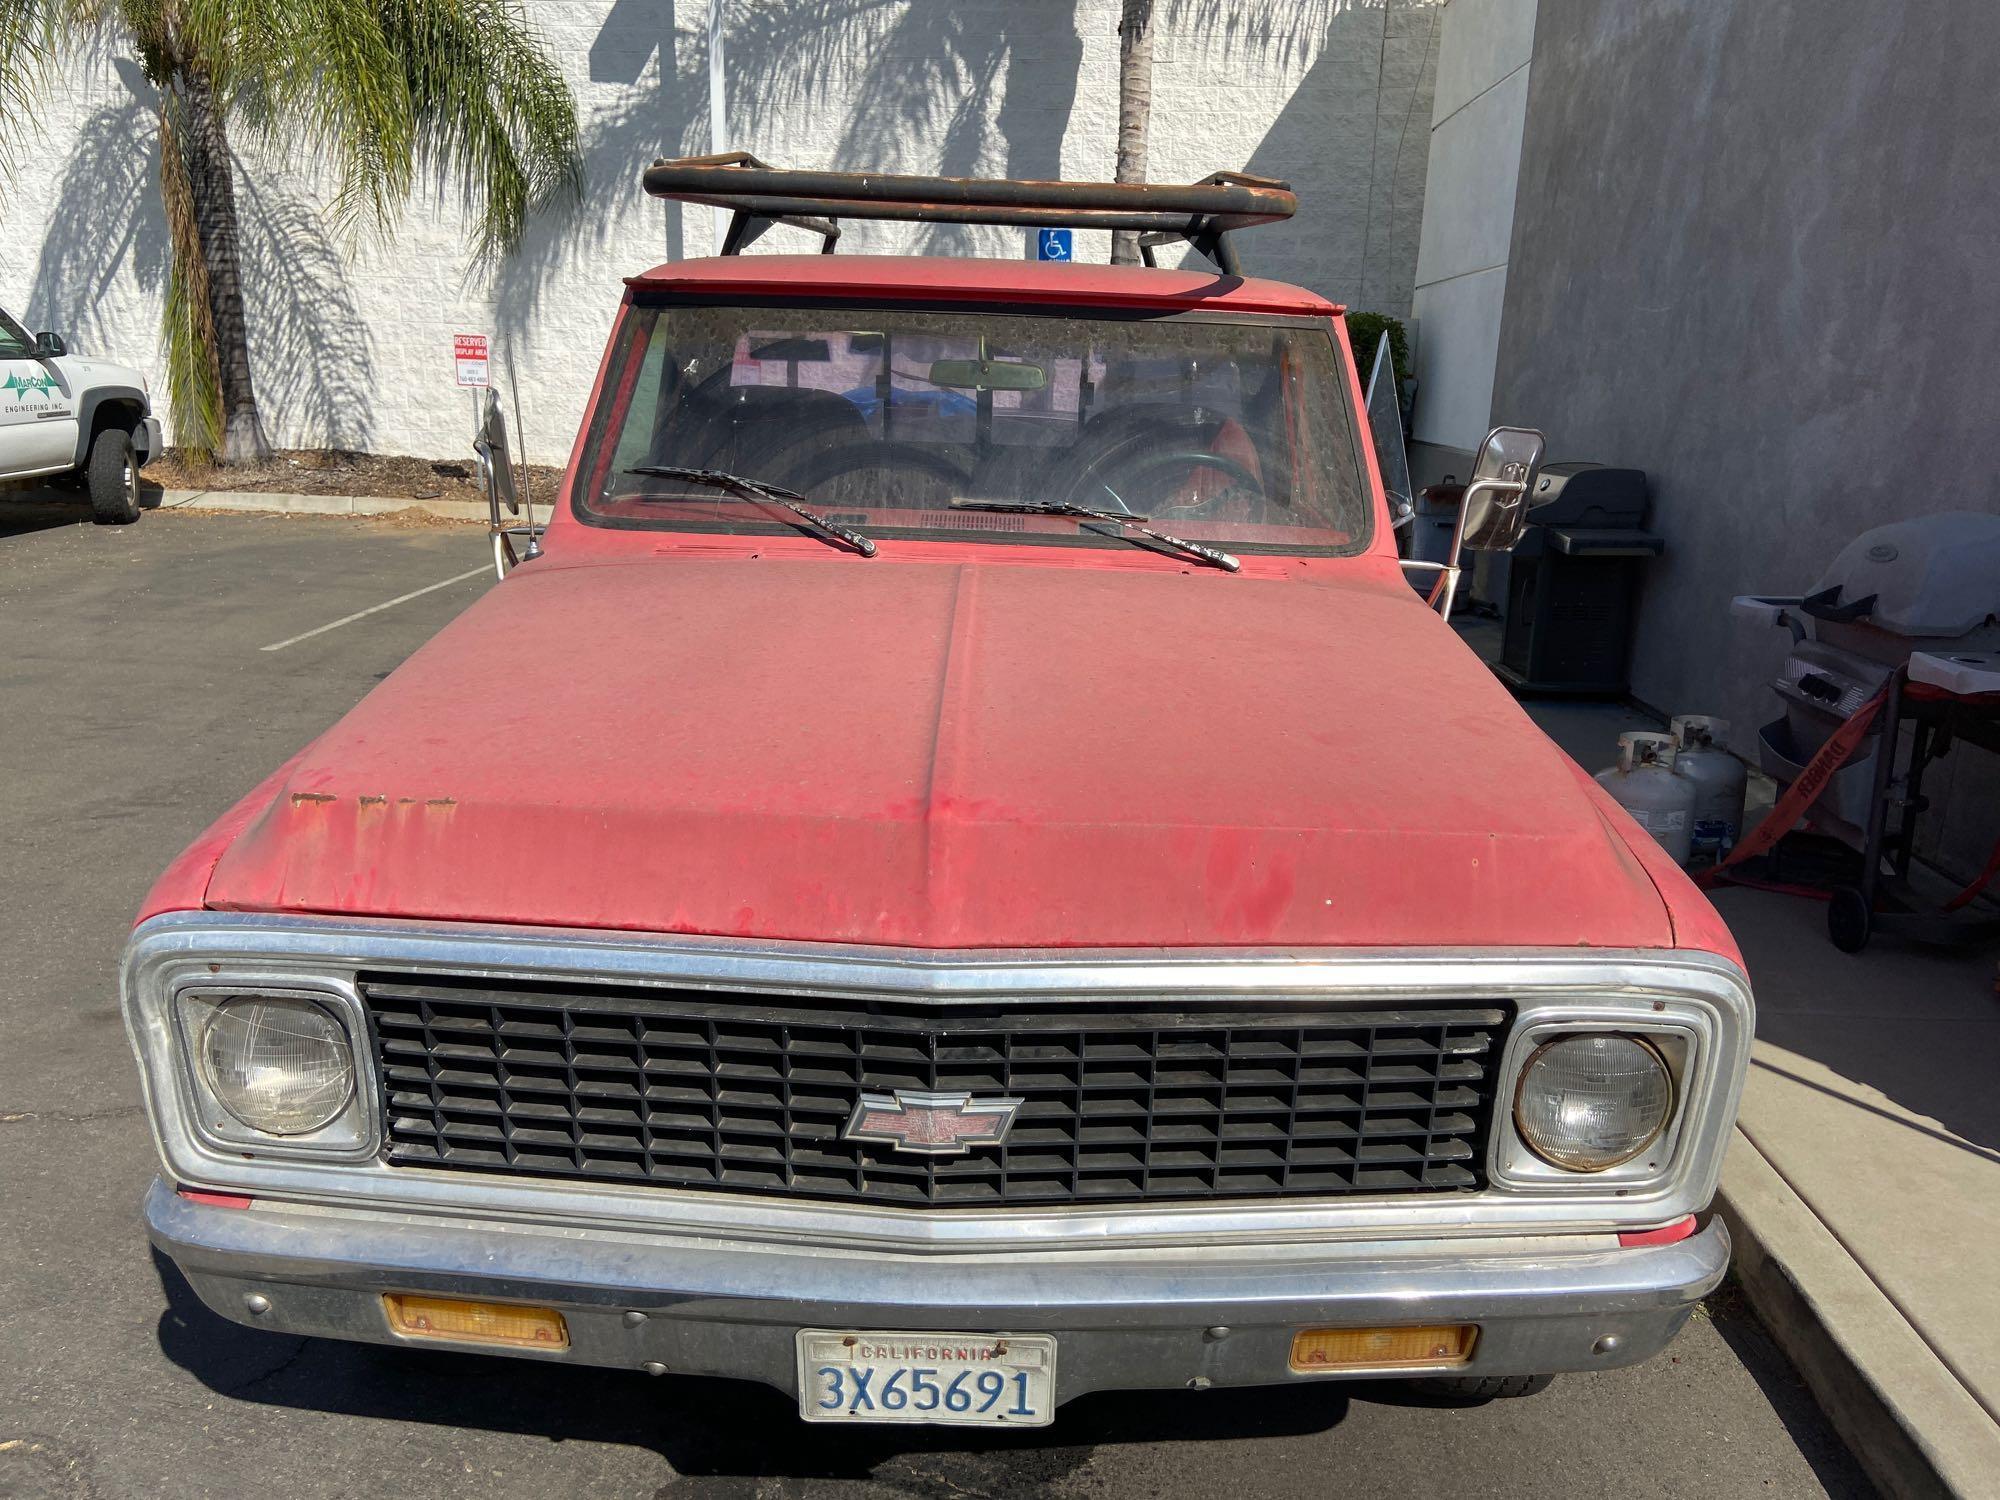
[0, 309, 34, 359]
[576, 301, 1372, 555]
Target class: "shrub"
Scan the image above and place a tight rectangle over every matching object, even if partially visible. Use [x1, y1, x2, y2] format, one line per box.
[1345, 311, 1410, 390]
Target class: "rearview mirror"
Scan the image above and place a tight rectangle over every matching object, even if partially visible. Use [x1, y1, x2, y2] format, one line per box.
[928, 357, 1046, 392]
[1455, 425, 1545, 553]
[749, 337, 832, 363]
[32, 331, 65, 359]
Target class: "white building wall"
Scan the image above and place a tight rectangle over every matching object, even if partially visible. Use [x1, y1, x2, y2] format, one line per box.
[1408, 0, 1534, 473]
[0, 0, 1441, 466]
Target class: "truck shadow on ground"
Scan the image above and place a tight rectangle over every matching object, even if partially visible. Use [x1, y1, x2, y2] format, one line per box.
[0, 485, 166, 538]
[149, 1253, 1444, 1485]
[1701, 1283, 1878, 1495]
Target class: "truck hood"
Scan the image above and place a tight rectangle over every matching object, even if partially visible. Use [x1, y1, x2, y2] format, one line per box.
[205, 554, 1672, 949]
[57, 355, 148, 393]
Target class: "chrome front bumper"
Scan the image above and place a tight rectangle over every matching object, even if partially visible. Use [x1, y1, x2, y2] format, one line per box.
[148, 1182, 1729, 1404]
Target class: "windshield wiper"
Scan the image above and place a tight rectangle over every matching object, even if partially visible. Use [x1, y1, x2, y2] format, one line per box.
[625, 465, 876, 557]
[948, 500, 1239, 573]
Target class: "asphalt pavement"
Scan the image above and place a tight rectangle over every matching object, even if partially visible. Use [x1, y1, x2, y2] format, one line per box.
[0, 500, 1873, 1499]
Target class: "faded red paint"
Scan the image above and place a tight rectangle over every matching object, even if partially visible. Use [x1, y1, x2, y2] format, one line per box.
[141, 252, 1740, 967]
[192, 553, 1682, 950]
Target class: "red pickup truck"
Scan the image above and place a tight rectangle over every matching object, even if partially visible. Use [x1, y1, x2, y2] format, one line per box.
[124, 162, 1750, 1429]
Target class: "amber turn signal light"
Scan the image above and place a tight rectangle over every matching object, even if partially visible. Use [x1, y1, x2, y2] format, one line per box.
[1290, 1323, 1477, 1373]
[383, 1293, 569, 1350]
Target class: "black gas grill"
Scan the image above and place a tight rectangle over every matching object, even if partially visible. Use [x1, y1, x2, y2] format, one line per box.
[363, 974, 1511, 1209]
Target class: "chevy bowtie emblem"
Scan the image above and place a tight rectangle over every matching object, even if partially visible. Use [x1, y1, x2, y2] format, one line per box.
[843, 1090, 1023, 1156]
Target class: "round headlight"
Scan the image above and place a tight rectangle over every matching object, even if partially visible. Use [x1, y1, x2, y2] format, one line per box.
[198, 996, 355, 1136]
[1514, 1034, 1672, 1171]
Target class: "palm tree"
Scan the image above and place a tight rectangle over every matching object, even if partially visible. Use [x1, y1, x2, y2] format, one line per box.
[1, 0, 581, 464]
[1110, 0, 1154, 266]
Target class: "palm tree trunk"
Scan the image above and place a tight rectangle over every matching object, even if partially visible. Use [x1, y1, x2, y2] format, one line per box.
[180, 69, 269, 465]
[1110, 0, 1154, 266]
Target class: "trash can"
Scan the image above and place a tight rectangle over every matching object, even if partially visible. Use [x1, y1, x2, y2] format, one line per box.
[1496, 463, 1664, 694]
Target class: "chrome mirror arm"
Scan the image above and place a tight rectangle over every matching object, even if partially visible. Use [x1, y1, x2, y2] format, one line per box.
[1443, 475, 1530, 577]
[1400, 472, 1529, 623]
[1399, 558, 1463, 620]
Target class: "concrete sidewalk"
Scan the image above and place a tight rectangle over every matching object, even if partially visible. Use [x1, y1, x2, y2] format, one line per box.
[1530, 698, 2000, 1500]
[156, 487, 490, 521]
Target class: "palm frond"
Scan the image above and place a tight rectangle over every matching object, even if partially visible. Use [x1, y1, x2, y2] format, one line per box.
[179, 0, 417, 226]
[379, 0, 583, 259]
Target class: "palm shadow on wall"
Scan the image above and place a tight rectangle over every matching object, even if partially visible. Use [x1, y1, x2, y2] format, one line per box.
[490, 0, 1085, 360]
[1159, 0, 1440, 308]
[25, 57, 376, 452]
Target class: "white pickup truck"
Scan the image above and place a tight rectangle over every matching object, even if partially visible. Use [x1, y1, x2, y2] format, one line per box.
[1, 304, 162, 524]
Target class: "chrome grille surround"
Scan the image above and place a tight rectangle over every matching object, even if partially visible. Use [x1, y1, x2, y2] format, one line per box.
[122, 912, 1754, 1253]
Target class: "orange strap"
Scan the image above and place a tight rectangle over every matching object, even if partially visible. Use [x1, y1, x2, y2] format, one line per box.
[1697, 678, 2000, 909]
[1942, 836, 2000, 912]
[1695, 687, 1888, 890]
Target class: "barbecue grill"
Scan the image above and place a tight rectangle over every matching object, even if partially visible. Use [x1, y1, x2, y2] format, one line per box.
[1496, 463, 1663, 694]
[1734, 511, 2000, 848]
[1732, 511, 2000, 950]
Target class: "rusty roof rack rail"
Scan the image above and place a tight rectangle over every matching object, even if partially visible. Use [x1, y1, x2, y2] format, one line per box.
[642, 152, 1296, 276]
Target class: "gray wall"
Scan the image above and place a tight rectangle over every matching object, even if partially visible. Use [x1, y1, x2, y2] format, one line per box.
[1409, 0, 1537, 491]
[1490, 0, 2000, 875]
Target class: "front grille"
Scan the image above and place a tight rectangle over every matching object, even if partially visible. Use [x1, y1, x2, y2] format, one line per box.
[363, 974, 1511, 1209]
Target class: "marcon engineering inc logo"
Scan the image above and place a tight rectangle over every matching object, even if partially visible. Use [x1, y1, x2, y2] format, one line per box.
[2, 369, 61, 401]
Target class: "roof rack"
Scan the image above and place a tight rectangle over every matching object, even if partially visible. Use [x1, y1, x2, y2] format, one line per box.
[641, 152, 1296, 275]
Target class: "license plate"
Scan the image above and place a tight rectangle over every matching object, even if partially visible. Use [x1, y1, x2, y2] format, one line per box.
[796, 1330, 1056, 1426]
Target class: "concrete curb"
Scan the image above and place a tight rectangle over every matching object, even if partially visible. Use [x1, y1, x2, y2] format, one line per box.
[158, 489, 488, 523]
[1716, 1130, 2000, 1499]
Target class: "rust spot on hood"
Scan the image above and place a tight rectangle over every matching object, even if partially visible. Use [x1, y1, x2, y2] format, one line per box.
[289, 792, 337, 807]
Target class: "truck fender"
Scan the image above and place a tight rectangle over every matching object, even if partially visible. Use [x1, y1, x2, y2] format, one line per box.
[70, 384, 148, 469]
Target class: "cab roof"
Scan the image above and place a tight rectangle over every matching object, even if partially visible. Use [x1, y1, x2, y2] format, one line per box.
[627, 254, 1342, 317]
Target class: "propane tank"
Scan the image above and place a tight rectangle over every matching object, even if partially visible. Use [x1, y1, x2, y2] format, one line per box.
[1670, 715, 1749, 859]
[1595, 731, 1697, 865]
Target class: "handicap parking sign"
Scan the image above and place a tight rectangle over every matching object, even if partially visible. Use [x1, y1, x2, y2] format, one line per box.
[1035, 228, 1073, 262]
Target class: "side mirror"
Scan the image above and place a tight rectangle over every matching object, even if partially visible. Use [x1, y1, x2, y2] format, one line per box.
[1404, 425, 1546, 620]
[473, 389, 519, 516]
[1454, 425, 1545, 554]
[32, 331, 66, 359]
[473, 389, 541, 577]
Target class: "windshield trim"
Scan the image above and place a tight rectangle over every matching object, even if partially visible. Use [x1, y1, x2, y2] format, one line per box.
[571, 298, 1376, 559]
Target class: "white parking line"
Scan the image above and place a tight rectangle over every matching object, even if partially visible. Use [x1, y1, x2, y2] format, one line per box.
[259, 566, 491, 652]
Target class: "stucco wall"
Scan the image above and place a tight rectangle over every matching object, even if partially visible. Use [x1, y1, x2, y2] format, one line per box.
[0, 0, 1440, 466]
[1490, 0, 2000, 873]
